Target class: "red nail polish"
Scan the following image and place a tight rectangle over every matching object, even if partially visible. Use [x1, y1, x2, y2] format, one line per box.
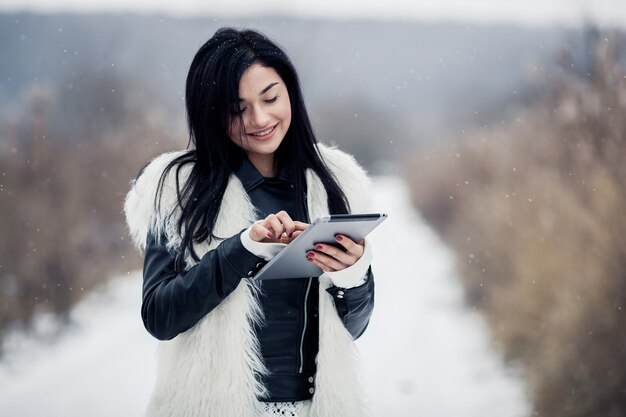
[267, 232, 273, 239]
[307, 251, 314, 257]
[315, 244, 323, 250]
[335, 235, 343, 241]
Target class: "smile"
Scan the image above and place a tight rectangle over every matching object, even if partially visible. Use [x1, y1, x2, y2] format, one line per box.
[248, 124, 277, 137]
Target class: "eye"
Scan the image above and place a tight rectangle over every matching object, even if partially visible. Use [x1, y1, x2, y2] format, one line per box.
[265, 95, 279, 103]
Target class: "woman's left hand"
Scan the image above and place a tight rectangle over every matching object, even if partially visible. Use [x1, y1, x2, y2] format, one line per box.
[306, 235, 365, 272]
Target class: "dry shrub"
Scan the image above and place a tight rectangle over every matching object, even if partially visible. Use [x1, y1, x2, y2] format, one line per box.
[0, 77, 178, 348]
[405, 32, 626, 417]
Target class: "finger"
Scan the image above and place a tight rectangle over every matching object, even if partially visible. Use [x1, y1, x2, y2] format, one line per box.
[306, 253, 335, 272]
[334, 234, 364, 257]
[249, 223, 275, 242]
[275, 210, 296, 237]
[279, 229, 304, 244]
[279, 233, 293, 244]
[307, 250, 348, 271]
[293, 221, 310, 231]
[313, 243, 356, 266]
[264, 214, 284, 239]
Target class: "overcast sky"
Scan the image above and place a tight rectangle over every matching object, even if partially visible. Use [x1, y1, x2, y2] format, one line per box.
[1, 0, 625, 28]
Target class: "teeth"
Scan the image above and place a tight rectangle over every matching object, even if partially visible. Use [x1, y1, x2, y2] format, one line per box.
[252, 126, 274, 136]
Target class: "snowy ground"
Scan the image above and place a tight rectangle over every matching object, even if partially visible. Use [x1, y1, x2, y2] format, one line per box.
[0, 176, 529, 417]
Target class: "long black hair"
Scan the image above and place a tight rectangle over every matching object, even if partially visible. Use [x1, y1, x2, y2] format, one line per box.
[153, 27, 350, 272]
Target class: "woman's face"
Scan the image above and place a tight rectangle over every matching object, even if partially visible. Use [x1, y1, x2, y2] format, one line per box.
[228, 63, 292, 168]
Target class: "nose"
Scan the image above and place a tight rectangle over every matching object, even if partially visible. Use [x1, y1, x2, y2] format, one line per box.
[247, 105, 270, 128]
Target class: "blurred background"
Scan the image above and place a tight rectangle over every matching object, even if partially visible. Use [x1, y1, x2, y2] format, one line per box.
[0, 1, 625, 416]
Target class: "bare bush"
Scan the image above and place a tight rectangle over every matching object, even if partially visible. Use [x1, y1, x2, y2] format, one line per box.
[405, 31, 626, 417]
[0, 74, 178, 350]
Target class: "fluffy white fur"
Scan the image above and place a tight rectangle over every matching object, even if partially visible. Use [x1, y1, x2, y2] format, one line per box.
[123, 143, 372, 417]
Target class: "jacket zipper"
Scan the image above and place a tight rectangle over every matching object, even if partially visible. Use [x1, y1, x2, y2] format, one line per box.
[299, 277, 312, 373]
[299, 189, 312, 374]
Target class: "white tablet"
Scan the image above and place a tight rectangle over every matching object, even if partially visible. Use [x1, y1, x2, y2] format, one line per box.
[252, 213, 387, 280]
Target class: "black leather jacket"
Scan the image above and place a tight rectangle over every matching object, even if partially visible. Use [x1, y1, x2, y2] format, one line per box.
[141, 158, 375, 402]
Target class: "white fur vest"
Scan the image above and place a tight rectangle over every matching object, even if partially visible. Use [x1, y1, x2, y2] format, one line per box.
[123, 143, 372, 417]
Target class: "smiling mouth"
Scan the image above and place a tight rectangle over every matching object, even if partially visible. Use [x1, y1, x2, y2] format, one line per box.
[248, 124, 277, 137]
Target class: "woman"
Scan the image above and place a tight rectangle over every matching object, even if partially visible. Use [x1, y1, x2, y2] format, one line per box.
[123, 27, 375, 417]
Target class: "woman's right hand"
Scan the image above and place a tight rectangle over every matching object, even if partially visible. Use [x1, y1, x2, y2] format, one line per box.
[248, 211, 309, 244]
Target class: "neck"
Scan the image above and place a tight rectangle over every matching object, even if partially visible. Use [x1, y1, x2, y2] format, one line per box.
[248, 153, 275, 177]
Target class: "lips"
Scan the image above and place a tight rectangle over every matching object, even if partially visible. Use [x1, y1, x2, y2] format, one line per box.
[247, 123, 278, 140]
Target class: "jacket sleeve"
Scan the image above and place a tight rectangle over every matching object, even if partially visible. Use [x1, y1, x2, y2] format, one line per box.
[325, 266, 375, 340]
[141, 230, 266, 341]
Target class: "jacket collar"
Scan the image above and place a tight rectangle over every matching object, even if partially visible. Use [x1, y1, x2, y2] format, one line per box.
[234, 157, 294, 193]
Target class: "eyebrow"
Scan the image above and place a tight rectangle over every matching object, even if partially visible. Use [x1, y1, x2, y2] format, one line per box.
[238, 82, 279, 102]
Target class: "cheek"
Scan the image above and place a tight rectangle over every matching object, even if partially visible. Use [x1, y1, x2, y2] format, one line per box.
[280, 98, 292, 127]
[228, 118, 243, 143]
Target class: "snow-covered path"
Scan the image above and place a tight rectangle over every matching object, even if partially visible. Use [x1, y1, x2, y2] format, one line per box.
[0, 176, 529, 417]
[359, 177, 528, 417]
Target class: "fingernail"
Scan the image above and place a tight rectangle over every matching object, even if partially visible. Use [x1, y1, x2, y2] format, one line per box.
[267, 232, 273, 239]
[306, 251, 314, 257]
[315, 244, 323, 250]
[335, 235, 343, 241]
[307, 257, 313, 262]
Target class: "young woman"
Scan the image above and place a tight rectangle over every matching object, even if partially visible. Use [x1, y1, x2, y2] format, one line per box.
[124, 27, 375, 417]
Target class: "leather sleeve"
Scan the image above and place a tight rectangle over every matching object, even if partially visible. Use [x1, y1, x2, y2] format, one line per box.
[325, 266, 375, 340]
[141, 230, 266, 341]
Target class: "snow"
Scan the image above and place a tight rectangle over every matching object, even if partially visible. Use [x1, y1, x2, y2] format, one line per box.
[0, 176, 529, 417]
[359, 176, 529, 417]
